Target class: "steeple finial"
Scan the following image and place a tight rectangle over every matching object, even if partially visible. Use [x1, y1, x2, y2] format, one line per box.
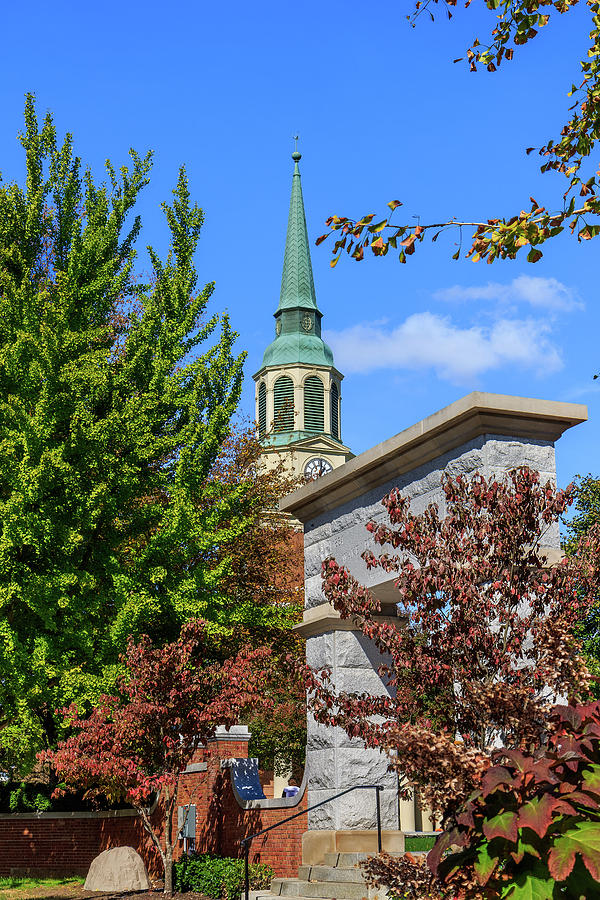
[277, 146, 318, 312]
[292, 135, 301, 172]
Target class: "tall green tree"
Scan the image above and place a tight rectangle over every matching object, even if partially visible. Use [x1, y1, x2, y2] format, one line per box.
[0, 97, 248, 773]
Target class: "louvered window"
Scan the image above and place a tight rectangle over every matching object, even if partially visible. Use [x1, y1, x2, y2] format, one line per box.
[258, 382, 267, 437]
[331, 382, 339, 439]
[304, 376, 324, 433]
[274, 376, 294, 432]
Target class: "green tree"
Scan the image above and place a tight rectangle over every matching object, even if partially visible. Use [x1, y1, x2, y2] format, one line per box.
[564, 474, 600, 555]
[318, 0, 600, 267]
[0, 97, 250, 774]
[564, 474, 600, 687]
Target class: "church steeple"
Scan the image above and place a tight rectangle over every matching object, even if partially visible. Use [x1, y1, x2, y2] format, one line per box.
[262, 153, 333, 370]
[253, 150, 352, 480]
[277, 151, 319, 313]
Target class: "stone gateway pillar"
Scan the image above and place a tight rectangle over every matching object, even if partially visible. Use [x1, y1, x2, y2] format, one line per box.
[280, 392, 586, 855]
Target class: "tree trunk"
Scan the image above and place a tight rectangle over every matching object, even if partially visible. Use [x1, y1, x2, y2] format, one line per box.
[164, 841, 173, 894]
[163, 786, 176, 894]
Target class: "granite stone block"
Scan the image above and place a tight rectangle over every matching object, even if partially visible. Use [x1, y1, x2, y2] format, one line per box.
[306, 719, 336, 751]
[335, 667, 393, 697]
[333, 631, 386, 669]
[306, 750, 337, 789]
[306, 633, 334, 670]
[336, 747, 397, 790]
[335, 788, 399, 830]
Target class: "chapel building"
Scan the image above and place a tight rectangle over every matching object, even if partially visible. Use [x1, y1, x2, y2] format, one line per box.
[253, 152, 352, 480]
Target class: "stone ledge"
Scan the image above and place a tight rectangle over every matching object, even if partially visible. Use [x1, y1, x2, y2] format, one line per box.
[0, 807, 140, 820]
[0, 793, 159, 820]
[280, 392, 587, 523]
[302, 830, 406, 865]
[183, 761, 208, 774]
[210, 724, 250, 742]
[294, 602, 402, 638]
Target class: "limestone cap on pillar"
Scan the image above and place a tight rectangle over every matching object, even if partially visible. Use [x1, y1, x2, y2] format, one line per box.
[280, 392, 588, 523]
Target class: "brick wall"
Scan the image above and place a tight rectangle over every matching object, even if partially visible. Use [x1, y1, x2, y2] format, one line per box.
[0, 810, 163, 878]
[0, 735, 306, 879]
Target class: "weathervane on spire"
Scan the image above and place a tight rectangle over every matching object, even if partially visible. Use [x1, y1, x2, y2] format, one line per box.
[292, 133, 301, 162]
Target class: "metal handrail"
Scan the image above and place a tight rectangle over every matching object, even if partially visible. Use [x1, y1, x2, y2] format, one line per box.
[240, 784, 383, 900]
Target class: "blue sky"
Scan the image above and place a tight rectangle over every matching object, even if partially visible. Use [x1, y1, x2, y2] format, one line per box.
[0, 1, 597, 492]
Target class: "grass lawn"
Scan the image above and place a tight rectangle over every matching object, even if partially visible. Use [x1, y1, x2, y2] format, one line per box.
[0, 876, 84, 899]
[404, 834, 437, 852]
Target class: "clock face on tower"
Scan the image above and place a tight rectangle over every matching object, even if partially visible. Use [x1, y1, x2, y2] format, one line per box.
[304, 457, 333, 480]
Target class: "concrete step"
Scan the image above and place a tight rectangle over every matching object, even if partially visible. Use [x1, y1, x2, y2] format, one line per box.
[273, 880, 370, 900]
[268, 849, 409, 900]
[271, 879, 306, 897]
[297, 866, 367, 884]
[249, 894, 312, 900]
[323, 851, 403, 868]
[252, 888, 314, 900]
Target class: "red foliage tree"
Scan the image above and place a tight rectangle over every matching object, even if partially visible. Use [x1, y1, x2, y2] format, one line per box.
[41, 620, 271, 894]
[308, 468, 600, 823]
[364, 701, 600, 898]
[429, 701, 600, 899]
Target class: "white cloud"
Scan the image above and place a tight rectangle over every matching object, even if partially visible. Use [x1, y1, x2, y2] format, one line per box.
[434, 275, 583, 313]
[325, 312, 563, 383]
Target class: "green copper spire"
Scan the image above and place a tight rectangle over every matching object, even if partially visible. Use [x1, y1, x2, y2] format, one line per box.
[277, 151, 319, 312]
[260, 152, 334, 369]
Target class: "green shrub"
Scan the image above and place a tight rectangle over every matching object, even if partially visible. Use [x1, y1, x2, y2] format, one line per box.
[8, 783, 51, 812]
[174, 853, 274, 899]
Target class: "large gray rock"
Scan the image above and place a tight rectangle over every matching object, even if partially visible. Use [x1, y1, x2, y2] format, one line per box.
[84, 845, 150, 892]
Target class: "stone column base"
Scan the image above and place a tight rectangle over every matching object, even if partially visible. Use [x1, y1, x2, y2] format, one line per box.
[302, 830, 405, 865]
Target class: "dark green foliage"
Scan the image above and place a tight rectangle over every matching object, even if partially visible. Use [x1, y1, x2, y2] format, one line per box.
[0, 97, 247, 773]
[248, 722, 306, 775]
[563, 474, 600, 556]
[0, 778, 130, 813]
[8, 782, 51, 812]
[174, 854, 273, 899]
[564, 474, 600, 690]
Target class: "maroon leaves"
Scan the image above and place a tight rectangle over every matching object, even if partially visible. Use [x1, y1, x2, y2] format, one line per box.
[517, 795, 563, 838]
[481, 766, 513, 796]
[41, 620, 271, 892]
[308, 467, 600, 898]
[482, 810, 519, 842]
[436, 703, 600, 896]
[548, 822, 600, 880]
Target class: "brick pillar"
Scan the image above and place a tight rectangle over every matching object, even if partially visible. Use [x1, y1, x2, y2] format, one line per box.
[204, 726, 251, 854]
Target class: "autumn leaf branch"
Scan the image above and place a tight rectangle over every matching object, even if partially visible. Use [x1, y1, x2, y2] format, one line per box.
[319, 0, 600, 266]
